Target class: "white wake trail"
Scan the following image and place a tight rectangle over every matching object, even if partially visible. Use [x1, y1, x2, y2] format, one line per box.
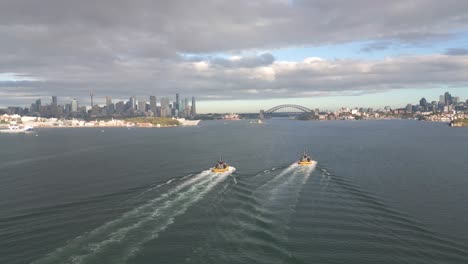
[258, 163, 299, 190]
[260, 161, 316, 209]
[33, 168, 235, 264]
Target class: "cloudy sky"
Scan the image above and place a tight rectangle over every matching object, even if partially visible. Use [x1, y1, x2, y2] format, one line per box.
[1, 0, 468, 112]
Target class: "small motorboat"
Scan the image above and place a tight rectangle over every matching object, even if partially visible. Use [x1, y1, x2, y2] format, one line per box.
[298, 151, 313, 165]
[212, 155, 230, 173]
[0, 125, 34, 133]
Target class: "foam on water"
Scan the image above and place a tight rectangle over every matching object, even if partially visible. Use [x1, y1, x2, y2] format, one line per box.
[188, 163, 316, 264]
[32, 167, 236, 264]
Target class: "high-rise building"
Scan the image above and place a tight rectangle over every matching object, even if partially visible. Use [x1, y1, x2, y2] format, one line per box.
[51, 96, 58, 117]
[175, 93, 180, 111]
[30, 103, 37, 113]
[439, 95, 445, 104]
[405, 104, 412, 114]
[90, 91, 94, 107]
[444, 92, 452, 106]
[419, 97, 427, 111]
[106, 96, 114, 115]
[184, 97, 189, 116]
[71, 99, 78, 112]
[130, 96, 136, 110]
[178, 99, 185, 116]
[115, 101, 125, 115]
[150, 95, 157, 115]
[191, 96, 196, 116]
[106, 96, 112, 106]
[138, 100, 147, 113]
[65, 103, 71, 114]
[35, 99, 42, 113]
[161, 97, 170, 117]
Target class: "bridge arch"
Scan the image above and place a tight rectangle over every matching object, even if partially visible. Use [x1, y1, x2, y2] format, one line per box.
[264, 104, 313, 114]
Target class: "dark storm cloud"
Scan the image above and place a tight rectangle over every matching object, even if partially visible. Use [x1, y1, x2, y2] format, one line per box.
[445, 48, 468, 56]
[1, 0, 468, 105]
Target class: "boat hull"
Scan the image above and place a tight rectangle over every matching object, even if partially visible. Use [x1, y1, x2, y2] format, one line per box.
[211, 166, 230, 173]
[298, 161, 313, 165]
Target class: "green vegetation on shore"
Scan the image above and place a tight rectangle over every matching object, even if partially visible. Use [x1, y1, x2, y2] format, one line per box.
[125, 117, 180, 126]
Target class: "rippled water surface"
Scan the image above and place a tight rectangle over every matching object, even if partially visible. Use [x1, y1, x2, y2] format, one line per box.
[1, 120, 468, 263]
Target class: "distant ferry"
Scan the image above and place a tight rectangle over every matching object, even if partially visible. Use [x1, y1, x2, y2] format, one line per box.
[0, 125, 34, 133]
[176, 118, 201, 126]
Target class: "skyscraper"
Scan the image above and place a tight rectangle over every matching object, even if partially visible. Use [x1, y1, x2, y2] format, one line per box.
[130, 96, 136, 110]
[138, 100, 147, 113]
[191, 96, 196, 117]
[184, 97, 189, 116]
[106, 96, 112, 106]
[71, 99, 78, 112]
[106, 96, 114, 115]
[35, 99, 42, 113]
[161, 97, 170, 117]
[419, 97, 427, 111]
[150, 95, 157, 115]
[90, 91, 94, 107]
[51, 96, 58, 117]
[444, 92, 452, 106]
[115, 101, 125, 115]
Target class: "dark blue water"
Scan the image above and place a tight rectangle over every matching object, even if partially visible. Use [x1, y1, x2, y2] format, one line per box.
[1, 120, 468, 263]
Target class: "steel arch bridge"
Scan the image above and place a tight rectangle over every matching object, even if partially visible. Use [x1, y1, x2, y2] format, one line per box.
[264, 104, 313, 114]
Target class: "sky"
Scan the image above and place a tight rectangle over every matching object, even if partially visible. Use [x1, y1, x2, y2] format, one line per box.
[1, 0, 468, 113]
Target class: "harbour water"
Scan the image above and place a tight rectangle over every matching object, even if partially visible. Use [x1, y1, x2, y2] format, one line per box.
[1, 119, 468, 264]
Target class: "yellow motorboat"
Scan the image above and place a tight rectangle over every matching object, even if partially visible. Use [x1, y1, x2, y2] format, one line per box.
[212, 155, 230, 173]
[298, 151, 313, 165]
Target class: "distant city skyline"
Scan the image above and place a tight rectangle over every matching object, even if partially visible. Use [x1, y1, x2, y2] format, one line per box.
[3, 87, 468, 114]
